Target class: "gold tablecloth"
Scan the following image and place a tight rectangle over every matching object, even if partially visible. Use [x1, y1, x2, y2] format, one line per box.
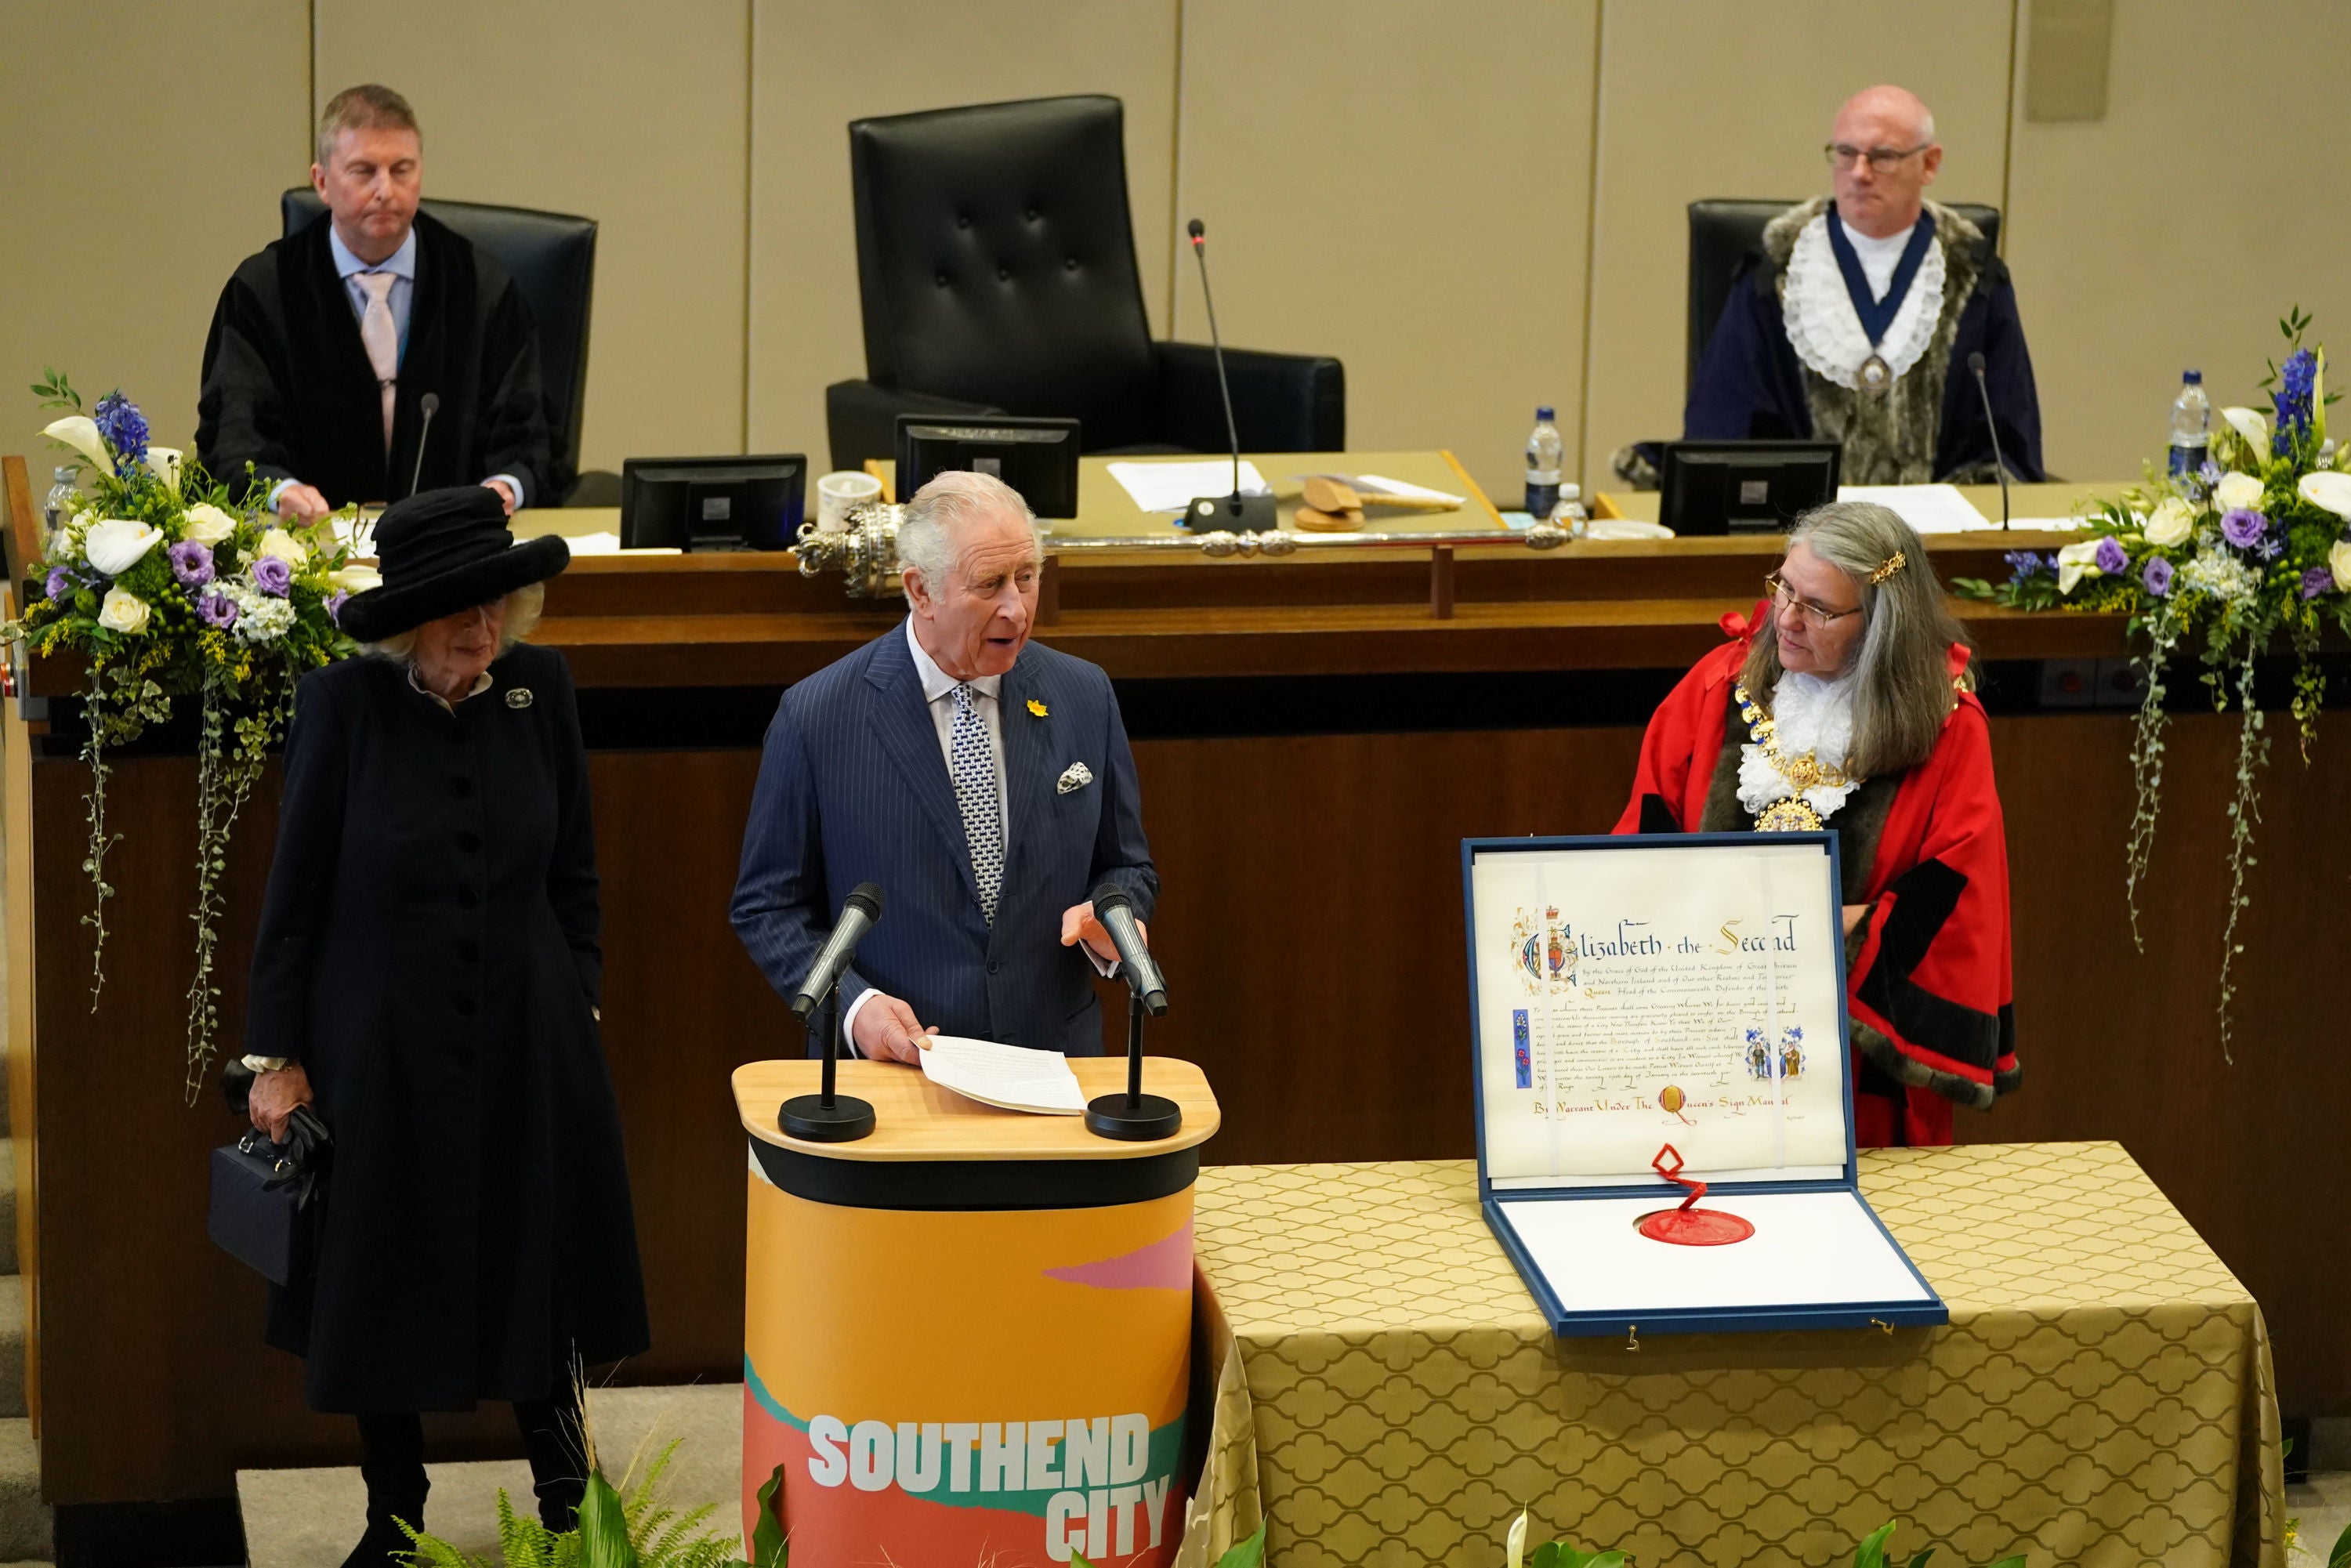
[1183, 1143, 2283, 1568]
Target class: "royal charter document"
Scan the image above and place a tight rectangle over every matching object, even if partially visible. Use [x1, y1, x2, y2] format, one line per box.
[1471, 839, 1847, 1185]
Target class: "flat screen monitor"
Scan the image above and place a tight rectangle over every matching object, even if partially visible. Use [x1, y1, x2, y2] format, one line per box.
[619, 454, 805, 551]
[895, 416, 1081, 520]
[1658, 440, 1842, 536]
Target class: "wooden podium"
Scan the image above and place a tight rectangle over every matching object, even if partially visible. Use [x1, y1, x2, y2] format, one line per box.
[731, 1056, 1219, 1566]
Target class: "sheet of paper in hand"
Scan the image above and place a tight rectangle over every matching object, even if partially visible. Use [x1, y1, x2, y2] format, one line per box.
[918, 1035, 1089, 1115]
[1461, 832, 1945, 1337]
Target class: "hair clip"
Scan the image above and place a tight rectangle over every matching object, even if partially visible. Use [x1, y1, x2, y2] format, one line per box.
[1868, 550, 1907, 585]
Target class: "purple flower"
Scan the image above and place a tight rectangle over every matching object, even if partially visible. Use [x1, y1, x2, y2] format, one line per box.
[2095, 535, 2129, 574]
[91, 391, 148, 470]
[43, 565, 74, 600]
[2003, 549, 2046, 577]
[2198, 458, 2223, 486]
[167, 539, 214, 588]
[249, 554, 292, 596]
[324, 589, 350, 626]
[2143, 556, 2174, 597]
[2222, 508, 2267, 549]
[197, 591, 238, 629]
[2300, 566, 2334, 599]
[2274, 347, 2319, 453]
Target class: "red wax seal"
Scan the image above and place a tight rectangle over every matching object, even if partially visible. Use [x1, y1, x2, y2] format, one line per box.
[1635, 1143, 1755, 1247]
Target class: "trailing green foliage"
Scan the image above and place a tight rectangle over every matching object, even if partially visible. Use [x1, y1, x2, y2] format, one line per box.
[394, 1451, 786, 1568]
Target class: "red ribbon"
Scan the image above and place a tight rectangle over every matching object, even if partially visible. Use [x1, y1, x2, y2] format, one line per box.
[1653, 1143, 1707, 1212]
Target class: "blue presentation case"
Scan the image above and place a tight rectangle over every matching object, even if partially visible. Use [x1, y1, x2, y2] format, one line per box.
[1462, 832, 1947, 1339]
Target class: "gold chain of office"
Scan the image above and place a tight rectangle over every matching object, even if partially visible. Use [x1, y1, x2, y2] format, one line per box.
[1734, 682, 1858, 833]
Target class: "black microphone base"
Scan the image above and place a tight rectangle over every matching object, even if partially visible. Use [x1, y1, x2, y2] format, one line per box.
[779, 1094, 876, 1143]
[1085, 1092, 1183, 1142]
[1182, 492, 1279, 534]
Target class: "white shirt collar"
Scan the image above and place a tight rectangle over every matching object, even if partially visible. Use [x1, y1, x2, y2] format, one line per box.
[328, 222, 418, 282]
[407, 662, 493, 713]
[904, 617, 1002, 704]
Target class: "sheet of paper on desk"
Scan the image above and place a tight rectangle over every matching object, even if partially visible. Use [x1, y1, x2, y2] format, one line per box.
[1836, 483, 1991, 534]
[1345, 473, 1468, 506]
[1108, 460, 1271, 514]
[919, 1035, 1088, 1114]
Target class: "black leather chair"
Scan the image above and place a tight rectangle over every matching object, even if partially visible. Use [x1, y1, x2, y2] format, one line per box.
[826, 95, 1343, 473]
[281, 190, 606, 504]
[1686, 199, 2001, 393]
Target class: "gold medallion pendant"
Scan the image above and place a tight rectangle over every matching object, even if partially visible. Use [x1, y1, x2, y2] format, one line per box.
[1754, 797, 1826, 833]
[1858, 353, 1893, 394]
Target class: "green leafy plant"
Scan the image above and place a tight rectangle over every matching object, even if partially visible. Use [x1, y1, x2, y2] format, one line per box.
[1499, 1508, 2026, 1568]
[1077, 1517, 1262, 1568]
[2327, 1518, 2351, 1568]
[393, 1449, 785, 1568]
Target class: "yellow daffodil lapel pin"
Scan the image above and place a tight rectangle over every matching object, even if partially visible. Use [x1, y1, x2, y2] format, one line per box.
[1027, 698, 1049, 718]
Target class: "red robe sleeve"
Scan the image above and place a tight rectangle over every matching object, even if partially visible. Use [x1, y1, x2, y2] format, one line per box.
[1845, 668, 2020, 1144]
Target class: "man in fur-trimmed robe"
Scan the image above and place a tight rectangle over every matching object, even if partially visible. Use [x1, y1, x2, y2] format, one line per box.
[1683, 85, 2044, 485]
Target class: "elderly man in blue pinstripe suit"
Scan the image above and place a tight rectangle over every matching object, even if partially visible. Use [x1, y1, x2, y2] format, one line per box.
[731, 469, 1157, 1060]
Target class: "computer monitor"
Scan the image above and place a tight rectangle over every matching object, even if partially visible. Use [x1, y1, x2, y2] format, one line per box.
[619, 454, 806, 551]
[1658, 440, 1842, 535]
[895, 416, 1081, 520]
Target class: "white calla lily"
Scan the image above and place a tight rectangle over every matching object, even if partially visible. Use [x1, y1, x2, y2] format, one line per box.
[1505, 1508, 1529, 1568]
[2220, 406, 2269, 451]
[145, 445, 183, 496]
[42, 415, 113, 476]
[183, 503, 239, 545]
[328, 564, 382, 594]
[2055, 538, 2105, 595]
[2298, 470, 2351, 521]
[2143, 497, 2196, 546]
[82, 518, 162, 577]
[256, 527, 310, 567]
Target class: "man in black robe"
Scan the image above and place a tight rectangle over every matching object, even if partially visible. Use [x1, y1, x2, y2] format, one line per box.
[1679, 85, 2043, 486]
[196, 84, 556, 520]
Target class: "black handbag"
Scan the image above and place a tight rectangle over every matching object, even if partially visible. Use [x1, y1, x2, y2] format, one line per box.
[208, 1106, 330, 1286]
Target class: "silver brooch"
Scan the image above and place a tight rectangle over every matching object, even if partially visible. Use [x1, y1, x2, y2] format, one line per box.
[1056, 762, 1093, 795]
[505, 688, 534, 709]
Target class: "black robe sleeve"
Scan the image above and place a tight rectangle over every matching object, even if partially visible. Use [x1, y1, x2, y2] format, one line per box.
[473, 279, 557, 506]
[1683, 256, 1814, 443]
[542, 652, 601, 1005]
[195, 259, 303, 503]
[245, 671, 350, 1064]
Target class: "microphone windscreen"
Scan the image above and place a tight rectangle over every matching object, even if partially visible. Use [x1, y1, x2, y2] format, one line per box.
[1186, 218, 1205, 241]
[1966, 351, 1987, 375]
[846, 881, 884, 921]
[1091, 882, 1132, 914]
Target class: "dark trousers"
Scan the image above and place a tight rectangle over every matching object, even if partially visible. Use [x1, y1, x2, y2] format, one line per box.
[356, 1378, 590, 1538]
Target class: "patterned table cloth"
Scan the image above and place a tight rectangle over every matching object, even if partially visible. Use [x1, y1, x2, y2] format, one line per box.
[1179, 1143, 2283, 1568]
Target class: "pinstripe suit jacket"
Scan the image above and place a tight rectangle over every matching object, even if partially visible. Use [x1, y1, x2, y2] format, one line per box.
[731, 623, 1157, 1056]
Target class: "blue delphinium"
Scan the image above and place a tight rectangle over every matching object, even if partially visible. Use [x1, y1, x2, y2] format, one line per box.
[2002, 549, 2051, 578]
[2273, 347, 2318, 453]
[91, 390, 149, 470]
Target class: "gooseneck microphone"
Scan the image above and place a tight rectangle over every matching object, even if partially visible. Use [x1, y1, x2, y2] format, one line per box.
[790, 882, 884, 1020]
[1967, 352, 2009, 531]
[1182, 219, 1277, 534]
[408, 391, 440, 500]
[1091, 882, 1167, 1016]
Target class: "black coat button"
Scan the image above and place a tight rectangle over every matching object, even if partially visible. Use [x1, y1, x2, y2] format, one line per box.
[457, 888, 480, 910]
[997, 266, 1011, 281]
[956, 213, 970, 229]
[455, 996, 476, 1018]
[1024, 207, 1039, 222]
[987, 960, 1000, 975]
[1064, 255, 1079, 271]
[456, 939, 480, 963]
[458, 831, 481, 853]
[934, 271, 948, 288]
[450, 777, 473, 798]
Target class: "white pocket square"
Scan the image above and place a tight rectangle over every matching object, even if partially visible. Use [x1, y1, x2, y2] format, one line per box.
[1056, 762, 1094, 795]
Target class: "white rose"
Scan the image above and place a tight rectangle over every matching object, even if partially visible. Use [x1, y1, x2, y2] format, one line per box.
[2332, 539, 2351, 592]
[96, 586, 150, 635]
[82, 517, 161, 576]
[2212, 472, 2263, 512]
[256, 527, 310, 567]
[183, 503, 238, 545]
[42, 415, 112, 476]
[2221, 406, 2270, 450]
[145, 446, 182, 496]
[2143, 497, 2196, 547]
[2054, 538, 2106, 594]
[328, 564, 382, 594]
[2299, 470, 2351, 520]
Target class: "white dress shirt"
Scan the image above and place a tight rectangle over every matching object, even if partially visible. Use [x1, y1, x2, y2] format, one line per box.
[270, 223, 527, 509]
[1842, 219, 1918, 302]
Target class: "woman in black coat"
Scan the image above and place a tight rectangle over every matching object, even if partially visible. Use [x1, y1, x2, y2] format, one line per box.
[242, 487, 648, 1566]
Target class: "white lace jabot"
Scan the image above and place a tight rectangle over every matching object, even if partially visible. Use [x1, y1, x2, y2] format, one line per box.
[1738, 672, 1860, 822]
[1782, 213, 1945, 391]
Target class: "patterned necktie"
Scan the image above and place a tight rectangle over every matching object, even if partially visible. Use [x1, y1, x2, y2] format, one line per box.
[355, 270, 399, 454]
[949, 683, 1003, 925]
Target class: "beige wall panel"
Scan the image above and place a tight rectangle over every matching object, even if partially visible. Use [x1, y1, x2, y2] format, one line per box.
[2005, 0, 2351, 480]
[0, 0, 310, 455]
[1172, 1, 1600, 505]
[317, 0, 751, 475]
[1579, 5, 2012, 486]
[747, 0, 1179, 462]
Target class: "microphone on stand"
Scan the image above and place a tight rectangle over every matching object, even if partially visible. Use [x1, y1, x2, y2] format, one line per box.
[1967, 353, 2009, 531]
[789, 882, 883, 1020]
[1089, 883, 1167, 1016]
[408, 392, 440, 500]
[1182, 219, 1277, 535]
[1083, 881, 1182, 1141]
[778, 882, 884, 1143]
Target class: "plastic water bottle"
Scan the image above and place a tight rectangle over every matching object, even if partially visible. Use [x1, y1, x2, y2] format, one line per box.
[42, 466, 76, 541]
[1524, 406, 1563, 520]
[2168, 371, 2210, 478]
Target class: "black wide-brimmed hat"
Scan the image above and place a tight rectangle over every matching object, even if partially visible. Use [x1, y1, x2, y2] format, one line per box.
[338, 485, 570, 643]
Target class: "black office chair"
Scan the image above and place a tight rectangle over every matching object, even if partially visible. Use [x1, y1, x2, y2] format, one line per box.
[281, 190, 607, 505]
[1686, 199, 2001, 393]
[825, 94, 1344, 473]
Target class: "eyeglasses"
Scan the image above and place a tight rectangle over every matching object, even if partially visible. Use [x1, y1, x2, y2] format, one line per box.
[1764, 574, 1861, 629]
[1823, 142, 1931, 173]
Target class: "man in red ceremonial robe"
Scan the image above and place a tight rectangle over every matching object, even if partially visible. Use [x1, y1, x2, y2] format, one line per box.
[1615, 504, 2020, 1146]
